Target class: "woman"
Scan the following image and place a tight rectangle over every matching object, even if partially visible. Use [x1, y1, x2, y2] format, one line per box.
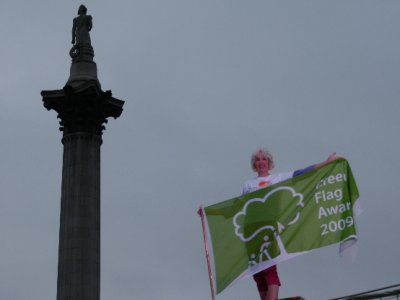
[242, 148, 337, 300]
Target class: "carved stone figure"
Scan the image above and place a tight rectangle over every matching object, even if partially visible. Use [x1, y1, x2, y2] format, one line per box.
[72, 5, 92, 46]
[67, 5, 98, 85]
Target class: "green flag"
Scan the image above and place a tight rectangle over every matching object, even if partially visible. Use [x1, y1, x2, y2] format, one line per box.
[202, 159, 360, 294]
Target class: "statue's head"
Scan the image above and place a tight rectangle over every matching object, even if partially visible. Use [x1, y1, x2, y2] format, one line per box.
[78, 4, 87, 15]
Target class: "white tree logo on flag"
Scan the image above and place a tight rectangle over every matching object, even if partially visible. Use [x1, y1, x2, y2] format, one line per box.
[233, 187, 305, 265]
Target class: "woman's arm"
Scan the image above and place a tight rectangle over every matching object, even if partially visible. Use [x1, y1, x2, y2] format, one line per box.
[293, 152, 340, 177]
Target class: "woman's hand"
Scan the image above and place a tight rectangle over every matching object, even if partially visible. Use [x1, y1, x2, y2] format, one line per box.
[314, 152, 343, 169]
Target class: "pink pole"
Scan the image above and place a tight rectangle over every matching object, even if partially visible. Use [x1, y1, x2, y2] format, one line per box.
[198, 206, 216, 300]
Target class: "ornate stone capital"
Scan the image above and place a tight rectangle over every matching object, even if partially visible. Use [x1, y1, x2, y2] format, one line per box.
[41, 81, 124, 136]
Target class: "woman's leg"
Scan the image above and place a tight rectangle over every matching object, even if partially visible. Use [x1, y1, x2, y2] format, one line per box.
[259, 291, 268, 300]
[257, 284, 279, 300]
[254, 266, 280, 300]
[264, 284, 279, 300]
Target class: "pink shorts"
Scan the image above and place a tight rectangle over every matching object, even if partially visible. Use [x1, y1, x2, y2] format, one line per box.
[253, 265, 281, 292]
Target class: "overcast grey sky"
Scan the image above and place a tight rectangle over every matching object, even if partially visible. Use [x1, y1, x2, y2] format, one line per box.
[1, 1, 400, 299]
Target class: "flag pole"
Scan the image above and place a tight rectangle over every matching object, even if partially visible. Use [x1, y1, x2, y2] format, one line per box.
[198, 206, 216, 300]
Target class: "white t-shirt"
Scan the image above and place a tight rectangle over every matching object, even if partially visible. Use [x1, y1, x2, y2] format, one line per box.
[241, 171, 294, 195]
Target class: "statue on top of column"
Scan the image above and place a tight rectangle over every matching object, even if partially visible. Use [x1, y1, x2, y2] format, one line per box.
[72, 5, 92, 46]
[69, 5, 94, 61]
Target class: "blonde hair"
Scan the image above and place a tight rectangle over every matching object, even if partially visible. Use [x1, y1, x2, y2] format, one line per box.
[250, 148, 275, 172]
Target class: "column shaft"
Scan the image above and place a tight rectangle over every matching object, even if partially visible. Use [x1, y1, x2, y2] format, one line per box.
[57, 133, 101, 300]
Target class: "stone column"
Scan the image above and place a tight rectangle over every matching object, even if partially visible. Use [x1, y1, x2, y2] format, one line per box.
[42, 7, 124, 299]
[42, 83, 124, 300]
[56, 133, 101, 300]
